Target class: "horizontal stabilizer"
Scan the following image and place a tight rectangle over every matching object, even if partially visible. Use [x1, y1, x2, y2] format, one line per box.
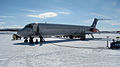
[91, 18, 111, 28]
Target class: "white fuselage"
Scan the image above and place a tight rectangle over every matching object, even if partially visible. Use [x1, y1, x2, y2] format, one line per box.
[17, 23, 94, 37]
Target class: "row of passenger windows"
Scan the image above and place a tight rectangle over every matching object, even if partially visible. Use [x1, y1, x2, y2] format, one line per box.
[25, 24, 90, 31]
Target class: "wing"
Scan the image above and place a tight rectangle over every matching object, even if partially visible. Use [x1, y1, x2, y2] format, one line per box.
[92, 31, 119, 34]
[0, 28, 21, 32]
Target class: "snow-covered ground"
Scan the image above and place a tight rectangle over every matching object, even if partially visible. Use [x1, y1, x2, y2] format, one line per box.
[0, 32, 120, 67]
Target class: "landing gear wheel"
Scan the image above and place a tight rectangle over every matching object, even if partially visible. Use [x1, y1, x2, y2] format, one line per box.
[24, 37, 28, 43]
[35, 39, 38, 44]
[69, 35, 73, 39]
[24, 39, 28, 42]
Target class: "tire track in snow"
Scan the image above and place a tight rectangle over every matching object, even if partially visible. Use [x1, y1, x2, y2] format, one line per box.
[2, 56, 15, 67]
[25, 55, 34, 67]
[23, 45, 34, 67]
[51, 43, 109, 49]
[2, 45, 34, 67]
[2, 45, 26, 67]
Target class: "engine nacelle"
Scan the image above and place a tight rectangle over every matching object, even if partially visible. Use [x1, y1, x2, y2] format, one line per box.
[90, 28, 99, 32]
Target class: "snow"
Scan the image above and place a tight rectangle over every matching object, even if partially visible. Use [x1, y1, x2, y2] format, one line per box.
[0, 32, 120, 67]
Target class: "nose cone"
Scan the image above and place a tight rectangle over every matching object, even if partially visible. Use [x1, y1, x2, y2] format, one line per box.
[17, 28, 33, 37]
[17, 29, 24, 37]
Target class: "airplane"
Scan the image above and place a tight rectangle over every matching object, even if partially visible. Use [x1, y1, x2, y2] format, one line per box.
[17, 18, 101, 43]
[0, 18, 110, 43]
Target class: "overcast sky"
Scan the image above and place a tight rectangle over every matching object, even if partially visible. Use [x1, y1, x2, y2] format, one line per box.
[0, 0, 120, 31]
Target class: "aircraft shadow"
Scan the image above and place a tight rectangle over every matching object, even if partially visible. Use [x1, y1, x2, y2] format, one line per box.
[13, 42, 36, 46]
[43, 38, 111, 44]
[13, 38, 108, 46]
[51, 43, 108, 49]
[13, 39, 80, 46]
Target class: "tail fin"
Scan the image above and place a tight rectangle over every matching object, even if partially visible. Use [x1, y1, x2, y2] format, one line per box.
[91, 18, 98, 28]
[91, 18, 111, 28]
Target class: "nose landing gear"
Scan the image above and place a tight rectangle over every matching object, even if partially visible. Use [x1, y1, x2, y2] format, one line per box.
[24, 37, 28, 43]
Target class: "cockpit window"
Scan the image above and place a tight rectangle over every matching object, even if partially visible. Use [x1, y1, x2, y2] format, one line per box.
[25, 24, 33, 28]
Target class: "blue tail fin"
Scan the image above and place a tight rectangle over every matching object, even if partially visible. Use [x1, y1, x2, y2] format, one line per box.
[91, 18, 98, 28]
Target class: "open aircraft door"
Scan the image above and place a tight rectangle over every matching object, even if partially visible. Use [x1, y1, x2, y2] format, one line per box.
[33, 23, 40, 35]
[33, 24, 37, 32]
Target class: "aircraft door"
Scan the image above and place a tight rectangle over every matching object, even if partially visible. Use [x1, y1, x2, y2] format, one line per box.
[33, 24, 40, 35]
[33, 24, 38, 32]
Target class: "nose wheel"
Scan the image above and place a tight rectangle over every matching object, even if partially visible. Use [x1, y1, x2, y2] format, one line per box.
[24, 37, 28, 42]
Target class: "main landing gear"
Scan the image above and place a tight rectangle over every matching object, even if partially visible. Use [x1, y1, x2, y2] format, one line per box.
[24, 36, 45, 44]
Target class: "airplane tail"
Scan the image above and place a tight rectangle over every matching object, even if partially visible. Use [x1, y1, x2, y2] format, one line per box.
[91, 18, 98, 28]
[91, 18, 111, 28]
